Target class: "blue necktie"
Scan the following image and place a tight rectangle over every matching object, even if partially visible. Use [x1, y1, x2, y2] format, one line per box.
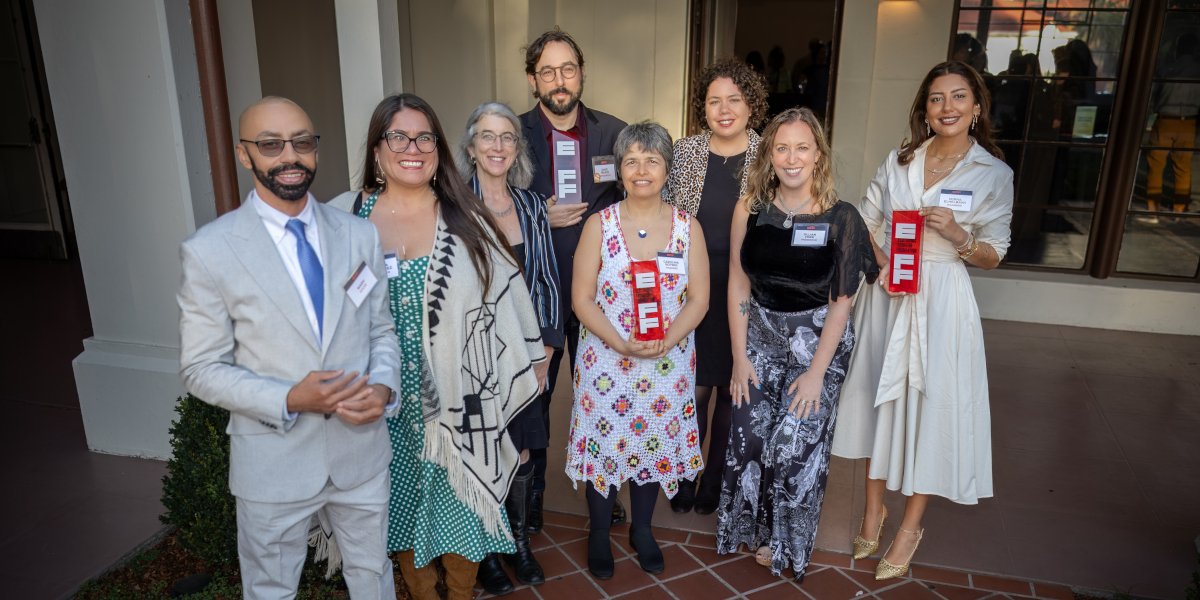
[285, 219, 324, 340]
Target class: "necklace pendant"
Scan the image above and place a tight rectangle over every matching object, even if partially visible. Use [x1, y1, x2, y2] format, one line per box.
[638, 229, 648, 238]
[783, 217, 793, 228]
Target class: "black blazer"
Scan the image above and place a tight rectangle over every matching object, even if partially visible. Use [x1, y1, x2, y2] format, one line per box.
[520, 102, 627, 321]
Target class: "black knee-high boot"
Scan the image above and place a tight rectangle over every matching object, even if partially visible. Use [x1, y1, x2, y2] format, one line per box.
[504, 471, 545, 585]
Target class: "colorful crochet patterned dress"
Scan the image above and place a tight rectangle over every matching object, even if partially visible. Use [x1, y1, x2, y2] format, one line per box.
[565, 204, 703, 498]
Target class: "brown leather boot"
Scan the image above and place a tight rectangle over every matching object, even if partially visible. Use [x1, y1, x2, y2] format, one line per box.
[441, 552, 481, 600]
[395, 550, 439, 600]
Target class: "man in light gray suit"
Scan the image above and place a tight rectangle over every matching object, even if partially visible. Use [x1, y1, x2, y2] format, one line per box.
[178, 97, 401, 600]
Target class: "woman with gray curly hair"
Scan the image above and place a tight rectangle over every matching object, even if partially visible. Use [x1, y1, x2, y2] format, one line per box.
[456, 101, 562, 596]
[566, 121, 710, 579]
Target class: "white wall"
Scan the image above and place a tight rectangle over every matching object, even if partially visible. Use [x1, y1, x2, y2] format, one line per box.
[35, 0, 207, 458]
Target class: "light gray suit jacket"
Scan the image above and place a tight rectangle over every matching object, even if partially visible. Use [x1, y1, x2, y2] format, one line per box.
[178, 200, 401, 504]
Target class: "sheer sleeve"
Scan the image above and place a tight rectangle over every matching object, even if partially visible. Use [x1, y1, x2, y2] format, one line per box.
[972, 167, 1015, 260]
[832, 202, 881, 299]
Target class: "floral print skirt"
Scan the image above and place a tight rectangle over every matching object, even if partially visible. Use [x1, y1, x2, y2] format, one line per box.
[715, 300, 854, 579]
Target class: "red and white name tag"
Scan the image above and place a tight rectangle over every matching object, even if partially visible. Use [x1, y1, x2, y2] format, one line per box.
[888, 210, 923, 294]
[630, 260, 664, 341]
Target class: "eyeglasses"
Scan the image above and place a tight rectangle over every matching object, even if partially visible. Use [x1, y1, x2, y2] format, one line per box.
[240, 135, 320, 157]
[383, 131, 438, 153]
[476, 132, 518, 147]
[536, 63, 579, 82]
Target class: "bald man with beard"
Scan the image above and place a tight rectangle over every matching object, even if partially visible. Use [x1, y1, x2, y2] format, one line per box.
[178, 97, 401, 599]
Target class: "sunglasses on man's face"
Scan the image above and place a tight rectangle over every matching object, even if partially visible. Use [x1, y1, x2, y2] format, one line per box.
[240, 135, 321, 157]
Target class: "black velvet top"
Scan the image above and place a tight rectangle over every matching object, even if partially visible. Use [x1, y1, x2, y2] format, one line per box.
[741, 200, 879, 313]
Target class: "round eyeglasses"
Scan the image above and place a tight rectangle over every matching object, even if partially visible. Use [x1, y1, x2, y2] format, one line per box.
[383, 131, 438, 153]
[476, 132, 518, 147]
[536, 63, 579, 83]
[240, 135, 320, 157]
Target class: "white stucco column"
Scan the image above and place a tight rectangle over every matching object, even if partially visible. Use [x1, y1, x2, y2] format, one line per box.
[334, 0, 404, 191]
[35, 0, 212, 458]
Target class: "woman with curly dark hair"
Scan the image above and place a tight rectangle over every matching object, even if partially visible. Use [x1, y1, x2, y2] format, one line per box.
[663, 56, 769, 515]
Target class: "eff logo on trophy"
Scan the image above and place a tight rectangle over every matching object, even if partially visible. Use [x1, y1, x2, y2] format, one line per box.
[888, 210, 923, 294]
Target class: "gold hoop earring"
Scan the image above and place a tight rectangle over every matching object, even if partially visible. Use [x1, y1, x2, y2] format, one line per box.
[375, 161, 386, 189]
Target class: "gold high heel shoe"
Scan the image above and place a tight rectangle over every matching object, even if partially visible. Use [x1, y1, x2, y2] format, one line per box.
[852, 506, 887, 559]
[875, 526, 923, 580]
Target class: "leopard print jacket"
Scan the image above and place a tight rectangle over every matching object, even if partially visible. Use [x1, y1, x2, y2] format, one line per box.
[663, 129, 761, 216]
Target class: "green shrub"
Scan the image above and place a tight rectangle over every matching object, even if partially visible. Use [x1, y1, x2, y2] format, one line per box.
[159, 395, 239, 566]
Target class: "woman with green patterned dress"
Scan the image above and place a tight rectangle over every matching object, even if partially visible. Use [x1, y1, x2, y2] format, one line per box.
[332, 94, 548, 600]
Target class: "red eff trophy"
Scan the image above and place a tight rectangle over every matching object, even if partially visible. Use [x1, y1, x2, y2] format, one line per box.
[630, 260, 665, 341]
[888, 210, 924, 294]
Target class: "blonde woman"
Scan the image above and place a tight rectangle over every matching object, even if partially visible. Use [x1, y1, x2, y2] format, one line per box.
[718, 107, 877, 581]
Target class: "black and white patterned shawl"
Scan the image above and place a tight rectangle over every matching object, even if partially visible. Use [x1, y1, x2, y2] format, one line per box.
[418, 210, 546, 541]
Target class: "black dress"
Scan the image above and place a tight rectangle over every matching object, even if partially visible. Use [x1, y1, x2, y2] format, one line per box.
[506, 242, 549, 452]
[694, 151, 745, 386]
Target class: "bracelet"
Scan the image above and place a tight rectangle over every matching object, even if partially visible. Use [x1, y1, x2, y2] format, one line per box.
[954, 231, 974, 252]
[959, 236, 980, 260]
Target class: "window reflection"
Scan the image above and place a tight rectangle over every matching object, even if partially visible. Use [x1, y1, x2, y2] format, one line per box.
[1116, 216, 1200, 277]
[1007, 208, 1092, 268]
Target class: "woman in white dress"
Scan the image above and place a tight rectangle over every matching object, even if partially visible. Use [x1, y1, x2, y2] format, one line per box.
[831, 61, 1014, 580]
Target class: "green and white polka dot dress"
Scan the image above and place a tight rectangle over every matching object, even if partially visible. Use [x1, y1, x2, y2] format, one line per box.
[358, 192, 514, 568]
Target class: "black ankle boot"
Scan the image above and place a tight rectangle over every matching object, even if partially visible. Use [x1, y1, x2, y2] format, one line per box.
[587, 529, 615, 579]
[477, 552, 514, 595]
[629, 525, 665, 574]
[504, 472, 545, 586]
[693, 482, 719, 515]
[527, 489, 544, 535]
[669, 479, 696, 514]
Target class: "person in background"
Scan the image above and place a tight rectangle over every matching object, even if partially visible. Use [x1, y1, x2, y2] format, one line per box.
[765, 46, 793, 94]
[518, 27, 630, 531]
[833, 61, 1013, 580]
[663, 56, 768, 515]
[746, 51, 765, 74]
[455, 101, 562, 596]
[1145, 33, 1200, 217]
[178, 97, 401, 600]
[330, 93, 547, 600]
[719, 107, 877, 582]
[567, 121, 709, 580]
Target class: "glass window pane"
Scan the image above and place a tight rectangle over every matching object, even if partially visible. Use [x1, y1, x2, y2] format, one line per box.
[1041, 11, 1126, 78]
[1154, 13, 1200, 81]
[1006, 208, 1093, 268]
[987, 75, 1031, 140]
[1026, 79, 1114, 142]
[956, 10, 1044, 75]
[1168, 0, 1200, 8]
[997, 143, 1024, 174]
[1128, 148, 1200, 214]
[1115, 215, 1200, 277]
[1017, 145, 1104, 207]
[1047, 0, 1130, 9]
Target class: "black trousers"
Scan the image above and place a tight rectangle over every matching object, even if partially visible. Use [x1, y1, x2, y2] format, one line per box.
[531, 315, 579, 493]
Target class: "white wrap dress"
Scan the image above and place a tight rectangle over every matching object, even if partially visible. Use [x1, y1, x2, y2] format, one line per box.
[831, 139, 1014, 504]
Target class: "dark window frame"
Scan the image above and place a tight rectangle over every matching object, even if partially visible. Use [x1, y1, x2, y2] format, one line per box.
[950, 0, 1200, 282]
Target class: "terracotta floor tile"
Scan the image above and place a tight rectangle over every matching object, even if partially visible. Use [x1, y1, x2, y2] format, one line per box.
[589, 553, 657, 596]
[851, 558, 880, 572]
[841, 566, 904, 592]
[794, 566, 868, 600]
[529, 531, 554, 551]
[663, 569, 739, 600]
[748, 580, 811, 599]
[543, 511, 589, 529]
[710, 554, 789, 592]
[686, 532, 718, 548]
[907, 498, 1013, 575]
[817, 482, 855, 553]
[611, 583, 676, 599]
[558, 536, 628, 569]
[811, 550, 853, 568]
[992, 448, 1153, 520]
[542, 524, 588, 545]
[1109, 413, 1200, 468]
[683, 543, 741, 566]
[1084, 372, 1200, 420]
[971, 574, 1032, 595]
[535, 571, 603, 600]
[534, 547, 580, 579]
[652, 543, 706, 580]
[1065, 340, 1192, 381]
[925, 583, 991, 600]
[609, 522, 631, 536]
[1032, 583, 1073, 600]
[479, 587, 539, 600]
[654, 527, 691, 543]
[908, 564, 970, 586]
[877, 581, 944, 600]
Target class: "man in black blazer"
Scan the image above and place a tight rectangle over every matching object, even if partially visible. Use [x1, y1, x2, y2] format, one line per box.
[519, 28, 627, 531]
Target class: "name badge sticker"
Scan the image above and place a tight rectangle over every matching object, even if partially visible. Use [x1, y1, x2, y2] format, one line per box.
[344, 261, 379, 308]
[383, 250, 400, 279]
[656, 252, 686, 275]
[592, 155, 617, 183]
[938, 189, 974, 212]
[791, 222, 830, 247]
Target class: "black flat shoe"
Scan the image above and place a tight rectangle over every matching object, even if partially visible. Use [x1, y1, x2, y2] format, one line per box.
[611, 498, 626, 526]
[629, 525, 665, 574]
[587, 529, 615, 579]
[693, 484, 719, 515]
[477, 552, 515, 596]
[670, 479, 696, 514]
